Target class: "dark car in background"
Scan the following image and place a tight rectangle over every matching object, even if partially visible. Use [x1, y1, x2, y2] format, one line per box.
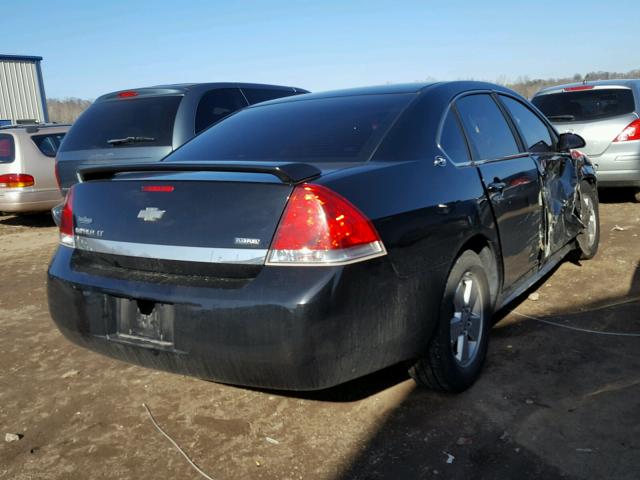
[48, 82, 598, 393]
[532, 80, 640, 201]
[55, 83, 308, 192]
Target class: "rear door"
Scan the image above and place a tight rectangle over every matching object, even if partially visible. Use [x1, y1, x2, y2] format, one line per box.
[455, 93, 542, 290]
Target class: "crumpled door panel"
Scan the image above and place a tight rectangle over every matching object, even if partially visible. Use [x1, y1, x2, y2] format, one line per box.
[537, 154, 587, 257]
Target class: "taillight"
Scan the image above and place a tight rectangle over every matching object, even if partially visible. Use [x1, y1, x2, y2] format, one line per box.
[0, 174, 34, 188]
[141, 185, 175, 192]
[613, 119, 640, 142]
[59, 187, 75, 247]
[266, 184, 386, 266]
[563, 85, 594, 92]
[117, 90, 138, 98]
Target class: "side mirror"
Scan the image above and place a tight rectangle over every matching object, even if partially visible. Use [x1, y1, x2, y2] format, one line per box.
[558, 132, 586, 152]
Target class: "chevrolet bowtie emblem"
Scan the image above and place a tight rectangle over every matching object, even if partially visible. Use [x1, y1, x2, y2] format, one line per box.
[137, 207, 166, 222]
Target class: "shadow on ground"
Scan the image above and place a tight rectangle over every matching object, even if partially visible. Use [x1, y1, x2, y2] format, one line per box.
[598, 187, 639, 204]
[0, 212, 55, 227]
[335, 265, 640, 480]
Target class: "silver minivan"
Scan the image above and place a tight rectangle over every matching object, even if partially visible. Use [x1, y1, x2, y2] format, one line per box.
[0, 124, 68, 213]
[532, 80, 640, 200]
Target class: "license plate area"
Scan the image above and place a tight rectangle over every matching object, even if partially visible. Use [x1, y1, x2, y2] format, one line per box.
[114, 297, 174, 348]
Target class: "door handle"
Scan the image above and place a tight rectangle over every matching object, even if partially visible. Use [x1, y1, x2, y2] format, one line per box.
[487, 181, 506, 193]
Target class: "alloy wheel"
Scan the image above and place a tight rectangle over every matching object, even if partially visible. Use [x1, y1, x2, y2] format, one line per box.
[450, 272, 484, 367]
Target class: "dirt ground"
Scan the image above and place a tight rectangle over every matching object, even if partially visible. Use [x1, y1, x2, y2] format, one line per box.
[0, 191, 638, 480]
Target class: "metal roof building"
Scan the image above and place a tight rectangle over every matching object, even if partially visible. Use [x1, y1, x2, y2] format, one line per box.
[0, 54, 49, 125]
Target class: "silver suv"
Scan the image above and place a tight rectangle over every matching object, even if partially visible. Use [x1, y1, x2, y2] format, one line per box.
[532, 80, 640, 200]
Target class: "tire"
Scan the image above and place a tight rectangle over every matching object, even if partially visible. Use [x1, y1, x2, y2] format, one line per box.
[576, 180, 600, 260]
[409, 250, 492, 393]
[633, 188, 640, 203]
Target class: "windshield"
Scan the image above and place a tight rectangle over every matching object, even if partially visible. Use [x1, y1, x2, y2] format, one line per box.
[59, 96, 181, 151]
[532, 88, 635, 122]
[167, 94, 414, 163]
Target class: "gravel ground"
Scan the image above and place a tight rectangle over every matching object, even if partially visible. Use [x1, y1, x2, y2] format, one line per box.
[0, 191, 638, 480]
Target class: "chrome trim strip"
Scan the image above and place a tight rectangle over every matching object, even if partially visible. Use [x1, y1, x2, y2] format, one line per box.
[265, 241, 387, 267]
[74, 236, 267, 265]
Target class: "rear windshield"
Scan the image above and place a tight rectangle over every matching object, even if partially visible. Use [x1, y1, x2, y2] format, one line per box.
[168, 94, 414, 163]
[0, 134, 15, 163]
[532, 88, 635, 122]
[32, 133, 66, 157]
[59, 96, 181, 151]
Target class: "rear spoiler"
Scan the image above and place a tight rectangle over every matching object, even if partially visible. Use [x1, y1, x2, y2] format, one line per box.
[78, 161, 321, 185]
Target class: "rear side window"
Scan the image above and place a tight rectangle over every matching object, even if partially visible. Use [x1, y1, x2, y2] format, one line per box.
[456, 94, 520, 161]
[195, 88, 247, 134]
[532, 88, 635, 122]
[32, 133, 66, 157]
[439, 110, 470, 163]
[169, 94, 413, 163]
[0, 134, 15, 163]
[242, 88, 298, 105]
[500, 96, 553, 153]
[59, 96, 182, 151]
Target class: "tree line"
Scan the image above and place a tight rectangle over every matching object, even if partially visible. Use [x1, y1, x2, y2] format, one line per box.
[46, 69, 640, 123]
[47, 97, 92, 123]
[504, 69, 640, 98]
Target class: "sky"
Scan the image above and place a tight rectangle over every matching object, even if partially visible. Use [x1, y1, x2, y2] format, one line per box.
[2, 0, 639, 99]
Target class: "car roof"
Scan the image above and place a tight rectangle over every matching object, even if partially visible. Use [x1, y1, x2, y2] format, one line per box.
[244, 81, 521, 107]
[95, 82, 309, 102]
[535, 79, 640, 96]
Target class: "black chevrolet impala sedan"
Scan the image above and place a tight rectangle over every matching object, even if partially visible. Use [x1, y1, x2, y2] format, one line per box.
[47, 82, 599, 392]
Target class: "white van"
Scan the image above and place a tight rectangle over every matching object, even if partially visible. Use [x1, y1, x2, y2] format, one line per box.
[0, 124, 68, 213]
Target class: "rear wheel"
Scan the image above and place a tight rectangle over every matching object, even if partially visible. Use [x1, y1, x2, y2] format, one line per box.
[576, 180, 600, 260]
[633, 188, 640, 203]
[409, 250, 492, 393]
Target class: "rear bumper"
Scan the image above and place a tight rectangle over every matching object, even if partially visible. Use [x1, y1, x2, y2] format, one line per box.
[47, 246, 434, 390]
[0, 188, 63, 213]
[590, 142, 640, 187]
[595, 170, 640, 187]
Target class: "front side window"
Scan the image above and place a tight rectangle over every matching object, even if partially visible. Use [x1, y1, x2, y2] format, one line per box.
[32, 133, 66, 157]
[500, 96, 553, 153]
[195, 88, 247, 134]
[170, 93, 414, 163]
[0, 134, 15, 163]
[439, 110, 470, 163]
[455, 94, 520, 161]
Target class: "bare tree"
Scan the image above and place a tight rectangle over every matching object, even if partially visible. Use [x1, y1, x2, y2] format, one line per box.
[46, 98, 92, 123]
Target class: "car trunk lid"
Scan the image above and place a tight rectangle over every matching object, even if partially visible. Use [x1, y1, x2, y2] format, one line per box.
[550, 113, 638, 156]
[67, 162, 321, 270]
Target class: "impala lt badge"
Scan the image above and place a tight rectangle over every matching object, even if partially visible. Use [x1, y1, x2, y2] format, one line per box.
[137, 207, 166, 222]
